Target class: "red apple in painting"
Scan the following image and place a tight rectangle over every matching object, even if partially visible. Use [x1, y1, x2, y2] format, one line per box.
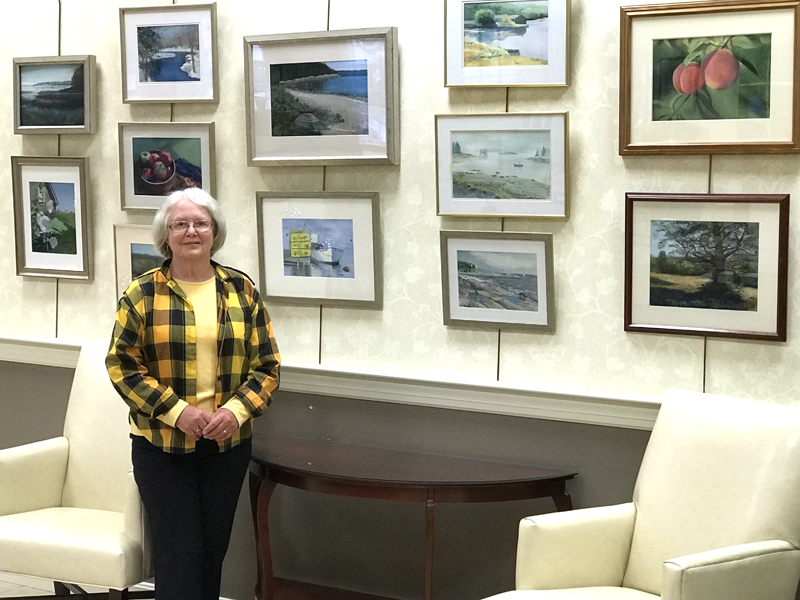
[673, 62, 705, 94]
[702, 49, 740, 90]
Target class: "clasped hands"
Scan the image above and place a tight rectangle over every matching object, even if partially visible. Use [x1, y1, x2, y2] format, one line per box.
[175, 405, 238, 442]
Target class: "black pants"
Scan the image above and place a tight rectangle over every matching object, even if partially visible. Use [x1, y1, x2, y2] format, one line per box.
[131, 435, 252, 600]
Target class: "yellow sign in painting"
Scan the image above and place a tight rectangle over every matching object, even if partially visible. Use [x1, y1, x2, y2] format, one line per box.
[289, 230, 311, 258]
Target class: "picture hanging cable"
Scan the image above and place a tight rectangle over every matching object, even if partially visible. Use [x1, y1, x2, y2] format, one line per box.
[707, 155, 713, 194]
[496, 331, 502, 381]
[327, 0, 331, 31]
[318, 306, 324, 364]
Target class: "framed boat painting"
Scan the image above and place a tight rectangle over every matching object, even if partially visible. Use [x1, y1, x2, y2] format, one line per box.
[11, 156, 91, 280]
[436, 112, 568, 217]
[256, 192, 382, 308]
[120, 3, 218, 103]
[244, 27, 399, 166]
[114, 224, 163, 298]
[13, 55, 97, 134]
[625, 193, 789, 341]
[445, 0, 570, 87]
[440, 230, 555, 331]
[620, 0, 800, 154]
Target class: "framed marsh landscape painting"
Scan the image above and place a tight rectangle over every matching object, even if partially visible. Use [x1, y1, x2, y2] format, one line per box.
[620, 0, 800, 154]
[114, 224, 163, 298]
[436, 112, 568, 217]
[120, 3, 218, 103]
[244, 28, 399, 166]
[445, 0, 570, 87]
[11, 156, 91, 280]
[256, 192, 382, 307]
[625, 193, 789, 341]
[13, 55, 97, 134]
[119, 122, 215, 211]
[440, 230, 554, 331]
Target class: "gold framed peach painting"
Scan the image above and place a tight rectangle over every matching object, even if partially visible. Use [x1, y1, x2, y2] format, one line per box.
[620, 0, 800, 154]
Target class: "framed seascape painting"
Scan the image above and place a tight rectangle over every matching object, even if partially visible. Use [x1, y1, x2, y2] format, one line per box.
[625, 193, 789, 341]
[440, 230, 554, 331]
[13, 55, 97, 134]
[120, 3, 218, 103]
[244, 28, 399, 166]
[445, 0, 570, 87]
[118, 122, 215, 211]
[436, 112, 568, 217]
[620, 0, 800, 154]
[11, 156, 91, 280]
[114, 224, 163, 298]
[256, 192, 382, 308]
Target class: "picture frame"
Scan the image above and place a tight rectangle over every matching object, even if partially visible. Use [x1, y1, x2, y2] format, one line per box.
[118, 121, 215, 211]
[436, 112, 568, 218]
[113, 224, 163, 299]
[11, 156, 91, 280]
[244, 27, 399, 166]
[625, 193, 789, 341]
[445, 0, 570, 87]
[120, 3, 218, 103]
[440, 230, 555, 331]
[619, 0, 800, 155]
[256, 192, 382, 307]
[13, 55, 97, 135]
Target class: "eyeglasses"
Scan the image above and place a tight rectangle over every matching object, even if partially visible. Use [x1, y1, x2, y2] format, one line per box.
[169, 219, 213, 233]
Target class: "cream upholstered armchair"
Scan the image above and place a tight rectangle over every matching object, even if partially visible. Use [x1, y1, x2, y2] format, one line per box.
[0, 341, 153, 599]
[485, 388, 800, 600]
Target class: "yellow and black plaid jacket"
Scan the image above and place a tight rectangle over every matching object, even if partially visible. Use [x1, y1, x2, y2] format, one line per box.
[106, 261, 280, 454]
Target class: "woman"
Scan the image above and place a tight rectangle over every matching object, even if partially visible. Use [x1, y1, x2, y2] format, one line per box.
[106, 188, 280, 600]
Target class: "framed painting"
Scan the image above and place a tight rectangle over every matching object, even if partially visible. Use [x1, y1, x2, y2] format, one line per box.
[244, 27, 399, 166]
[445, 0, 570, 87]
[625, 193, 789, 341]
[11, 156, 91, 280]
[256, 192, 382, 308]
[120, 3, 218, 103]
[113, 224, 163, 298]
[620, 0, 800, 154]
[440, 230, 554, 331]
[118, 121, 215, 211]
[436, 112, 568, 217]
[13, 55, 97, 135]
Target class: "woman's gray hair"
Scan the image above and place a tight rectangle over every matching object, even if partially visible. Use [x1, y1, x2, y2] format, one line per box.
[152, 188, 227, 258]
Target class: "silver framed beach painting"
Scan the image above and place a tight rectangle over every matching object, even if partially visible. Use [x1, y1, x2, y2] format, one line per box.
[13, 55, 97, 134]
[440, 230, 555, 331]
[436, 112, 568, 218]
[114, 224, 163, 298]
[445, 0, 570, 87]
[11, 156, 91, 280]
[120, 3, 218, 103]
[244, 28, 399, 166]
[256, 192, 382, 307]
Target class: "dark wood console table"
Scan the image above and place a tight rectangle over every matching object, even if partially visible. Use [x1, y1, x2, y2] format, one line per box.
[249, 434, 577, 600]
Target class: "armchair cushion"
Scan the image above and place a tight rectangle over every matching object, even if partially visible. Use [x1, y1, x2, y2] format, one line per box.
[485, 587, 658, 599]
[0, 437, 68, 517]
[661, 540, 800, 600]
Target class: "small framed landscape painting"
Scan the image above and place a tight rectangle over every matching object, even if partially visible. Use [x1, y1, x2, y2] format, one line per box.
[120, 3, 218, 103]
[114, 224, 163, 298]
[256, 192, 382, 307]
[13, 55, 97, 134]
[440, 230, 554, 331]
[11, 156, 91, 280]
[445, 0, 570, 87]
[118, 122, 215, 211]
[620, 0, 800, 154]
[244, 28, 399, 166]
[436, 112, 568, 218]
[625, 193, 789, 341]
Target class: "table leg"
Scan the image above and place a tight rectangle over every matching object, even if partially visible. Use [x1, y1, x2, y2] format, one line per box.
[424, 489, 435, 600]
[551, 488, 573, 511]
[250, 468, 278, 600]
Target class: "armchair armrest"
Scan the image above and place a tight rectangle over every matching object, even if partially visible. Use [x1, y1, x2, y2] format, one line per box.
[0, 437, 69, 516]
[662, 540, 800, 600]
[123, 471, 154, 578]
[516, 502, 636, 590]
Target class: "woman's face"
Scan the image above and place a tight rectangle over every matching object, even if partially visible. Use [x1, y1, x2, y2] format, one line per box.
[167, 197, 214, 265]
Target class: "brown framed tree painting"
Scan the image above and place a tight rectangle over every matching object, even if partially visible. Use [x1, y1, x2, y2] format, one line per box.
[624, 193, 789, 341]
[620, 0, 800, 154]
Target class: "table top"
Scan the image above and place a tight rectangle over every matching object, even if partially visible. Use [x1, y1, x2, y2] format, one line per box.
[251, 434, 576, 488]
